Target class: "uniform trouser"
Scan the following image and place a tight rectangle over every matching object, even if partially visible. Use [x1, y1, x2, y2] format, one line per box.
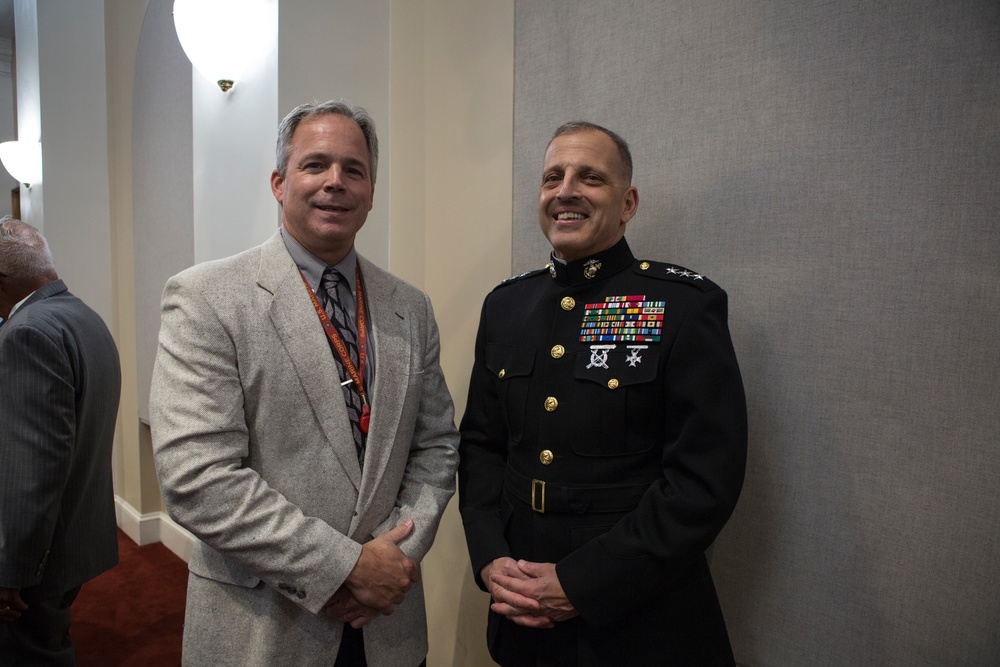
[0, 585, 81, 666]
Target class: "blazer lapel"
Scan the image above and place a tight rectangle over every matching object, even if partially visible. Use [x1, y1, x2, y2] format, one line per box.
[257, 233, 362, 490]
[355, 256, 412, 513]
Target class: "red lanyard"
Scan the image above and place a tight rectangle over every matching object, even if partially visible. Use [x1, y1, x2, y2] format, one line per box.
[299, 265, 371, 433]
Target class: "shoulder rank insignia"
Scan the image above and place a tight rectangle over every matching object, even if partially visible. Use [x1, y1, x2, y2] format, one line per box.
[579, 294, 663, 342]
[635, 260, 717, 292]
[665, 266, 704, 280]
[497, 267, 548, 289]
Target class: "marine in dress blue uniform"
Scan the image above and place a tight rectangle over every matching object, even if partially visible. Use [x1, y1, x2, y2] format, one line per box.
[458, 123, 747, 666]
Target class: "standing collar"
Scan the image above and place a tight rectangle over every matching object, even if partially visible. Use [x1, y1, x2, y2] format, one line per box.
[548, 237, 634, 286]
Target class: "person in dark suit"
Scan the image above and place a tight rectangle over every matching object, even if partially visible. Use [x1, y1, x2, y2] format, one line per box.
[458, 122, 748, 666]
[0, 217, 122, 665]
[150, 101, 458, 666]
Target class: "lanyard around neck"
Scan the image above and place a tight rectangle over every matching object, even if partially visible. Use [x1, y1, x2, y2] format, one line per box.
[298, 265, 371, 433]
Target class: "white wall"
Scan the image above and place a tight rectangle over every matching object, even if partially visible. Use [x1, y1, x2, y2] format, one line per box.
[12, 0, 113, 323]
[0, 37, 19, 200]
[191, 0, 278, 264]
[188, 1, 392, 267]
[11, 0, 39, 229]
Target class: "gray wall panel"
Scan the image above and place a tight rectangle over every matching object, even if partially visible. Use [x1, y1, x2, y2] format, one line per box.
[514, 1, 1000, 664]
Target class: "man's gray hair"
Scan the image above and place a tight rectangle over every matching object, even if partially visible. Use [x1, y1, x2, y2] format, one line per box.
[0, 216, 55, 279]
[275, 100, 379, 184]
[550, 121, 634, 185]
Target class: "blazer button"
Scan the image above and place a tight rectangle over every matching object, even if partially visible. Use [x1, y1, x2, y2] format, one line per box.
[544, 397, 558, 412]
[539, 450, 554, 465]
[607, 378, 619, 389]
[550, 345, 565, 359]
[297, 591, 307, 599]
[560, 296, 575, 311]
[498, 369, 506, 379]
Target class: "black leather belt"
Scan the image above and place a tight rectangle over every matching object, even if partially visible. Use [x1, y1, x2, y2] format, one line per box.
[504, 465, 653, 514]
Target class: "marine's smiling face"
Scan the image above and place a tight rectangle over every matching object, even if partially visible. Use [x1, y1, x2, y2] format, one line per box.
[538, 129, 638, 262]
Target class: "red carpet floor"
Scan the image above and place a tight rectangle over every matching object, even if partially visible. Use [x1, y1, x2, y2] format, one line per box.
[70, 529, 187, 666]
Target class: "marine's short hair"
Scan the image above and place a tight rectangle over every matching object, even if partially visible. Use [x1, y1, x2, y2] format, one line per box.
[549, 121, 633, 184]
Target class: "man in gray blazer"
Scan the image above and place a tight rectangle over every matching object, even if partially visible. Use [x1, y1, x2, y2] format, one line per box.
[0, 218, 122, 665]
[150, 101, 459, 667]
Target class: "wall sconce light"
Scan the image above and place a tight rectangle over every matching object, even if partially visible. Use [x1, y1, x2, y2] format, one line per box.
[0, 141, 42, 187]
[173, 0, 270, 93]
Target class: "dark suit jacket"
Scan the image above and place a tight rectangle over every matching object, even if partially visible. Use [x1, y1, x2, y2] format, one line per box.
[0, 279, 121, 594]
[459, 239, 748, 666]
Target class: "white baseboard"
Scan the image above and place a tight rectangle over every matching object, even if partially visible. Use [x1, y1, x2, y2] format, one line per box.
[114, 495, 195, 563]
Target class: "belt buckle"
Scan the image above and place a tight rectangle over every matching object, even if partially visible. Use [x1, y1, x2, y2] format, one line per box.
[531, 479, 545, 513]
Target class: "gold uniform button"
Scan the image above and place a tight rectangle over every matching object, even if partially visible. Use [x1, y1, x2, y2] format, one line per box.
[544, 397, 558, 412]
[550, 345, 565, 359]
[498, 369, 506, 379]
[539, 450, 554, 465]
[560, 296, 576, 311]
[608, 378, 620, 389]
[639, 261, 650, 270]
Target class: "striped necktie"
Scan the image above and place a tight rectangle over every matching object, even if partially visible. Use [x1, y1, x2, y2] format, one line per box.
[319, 268, 366, 465]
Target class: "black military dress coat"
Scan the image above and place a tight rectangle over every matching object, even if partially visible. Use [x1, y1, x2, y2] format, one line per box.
[458, 238, 748, 666]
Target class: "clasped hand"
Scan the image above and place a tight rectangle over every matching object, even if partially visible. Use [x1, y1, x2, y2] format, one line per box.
[482, 557, 578, 628]
[323, 519, 419, 628]
[0, 587, 27, 623]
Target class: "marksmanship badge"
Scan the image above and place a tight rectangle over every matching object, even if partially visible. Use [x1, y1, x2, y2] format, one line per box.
[626, 345, 649, 367]
[586, 345, 615, 369]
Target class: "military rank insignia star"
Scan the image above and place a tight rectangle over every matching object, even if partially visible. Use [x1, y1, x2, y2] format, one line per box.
[665, 266, 704, 280]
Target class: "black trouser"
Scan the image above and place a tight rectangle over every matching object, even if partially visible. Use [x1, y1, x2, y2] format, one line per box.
[0, 585, 81, 666]
[334, 625, 427, 667]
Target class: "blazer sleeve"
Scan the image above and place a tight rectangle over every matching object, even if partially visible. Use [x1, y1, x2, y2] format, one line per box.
[556, 287, 748, 629]
[0, 323, 76, 588]
[150, 273, 360, 615]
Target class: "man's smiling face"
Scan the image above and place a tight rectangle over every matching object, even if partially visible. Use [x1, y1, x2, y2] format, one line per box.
[271, 113, 375, 265]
